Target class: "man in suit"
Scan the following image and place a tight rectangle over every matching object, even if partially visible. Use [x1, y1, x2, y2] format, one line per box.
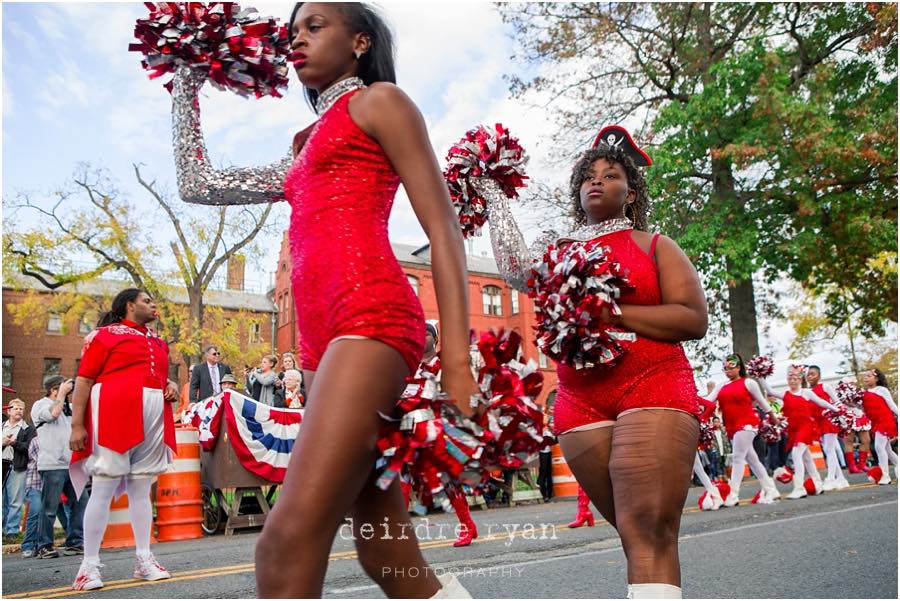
[189, 346, 232, 403]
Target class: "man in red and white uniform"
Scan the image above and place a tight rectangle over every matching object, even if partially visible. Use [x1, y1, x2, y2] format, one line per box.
[68, 289, 179, 591]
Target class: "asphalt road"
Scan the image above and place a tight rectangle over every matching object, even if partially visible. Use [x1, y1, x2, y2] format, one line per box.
[2, 474, 896, 599]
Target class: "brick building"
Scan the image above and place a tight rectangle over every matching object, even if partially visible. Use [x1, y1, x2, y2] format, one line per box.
[270, 230, 559, 407]
[2, 277, 275, 415]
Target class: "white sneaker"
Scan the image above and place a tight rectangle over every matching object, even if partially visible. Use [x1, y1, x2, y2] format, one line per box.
[723, 491, 740, 507]
[763, 478, 781, 500]
[72, 559, 104, 591]
[878, 473, 892, 485]
[710, 489, 724, 510]
[822, 477, 836, 491]
[786, 486, 807, 500]
[834, 475, 851, 490]
[134, 552, 171, 581]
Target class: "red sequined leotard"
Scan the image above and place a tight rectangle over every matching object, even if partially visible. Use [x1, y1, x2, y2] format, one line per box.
[552, 230, 700, 434]
[716, 378, 761, 438]
[811, 384, 841, 435]
[283, 91, 425, 374]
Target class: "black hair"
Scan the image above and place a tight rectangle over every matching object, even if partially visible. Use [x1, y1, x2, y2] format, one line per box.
[569, 144, 650, 231]
[870, 368, 889, 388]
[807, 365, 821, 374]
[725, 353, 748, 378]
[44, 375, 65, 395]
[96, 288, 148, 328]
[289, 3, 396, 110]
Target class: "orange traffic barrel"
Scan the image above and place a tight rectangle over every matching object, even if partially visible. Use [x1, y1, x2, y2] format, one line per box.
[809, 440, 826, 470]
[551, 444, 579, 498]
[155, 425, 203, 541]
[102, 493, 158, 549]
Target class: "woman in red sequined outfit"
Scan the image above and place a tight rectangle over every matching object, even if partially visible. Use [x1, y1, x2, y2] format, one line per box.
[704, 354, 781, 506]
[486, 129, 707, 598]
[862, 368, 898, 484]
[173, 3, 477, 598]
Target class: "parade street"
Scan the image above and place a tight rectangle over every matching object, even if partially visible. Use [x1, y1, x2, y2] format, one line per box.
[2, 475, 896, 599]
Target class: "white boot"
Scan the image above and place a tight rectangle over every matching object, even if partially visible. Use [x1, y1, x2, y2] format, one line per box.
[627, 583, 683, 599]
[822, 476, 836, 491]
[834, 473, 850, 489]
[724, 480, 741, 507]
[762, 476, 781, 500]
[809, 470, 825, 494]
[878, 467, 892, 485]
[709, 488, 724, 510]
[430, 574, 472, 599]
[786, 477, 807, 500]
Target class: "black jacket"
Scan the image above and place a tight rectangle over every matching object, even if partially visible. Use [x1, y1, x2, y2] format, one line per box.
[11, 423, 36, 472]
[189, 363, 233, 403]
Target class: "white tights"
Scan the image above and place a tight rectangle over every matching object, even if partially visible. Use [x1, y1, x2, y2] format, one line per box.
[873, 432, 899, 473]
[789, 443, 820, 486]
[729, 430, 771, 493]
[693, 453, 718, 496]
[821, 434, 842, 481]
[83, 476, 154, 562]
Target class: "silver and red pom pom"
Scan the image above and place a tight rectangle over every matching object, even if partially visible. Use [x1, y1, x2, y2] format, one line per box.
[758, 415, 787, 444]
[746, 355, 775, 379]
[527, 239, 636, 370]
[822, 405, 855, 437]
[129, 2, 290, 98]
[443, 123, 528, 238]
[375, 329, 545, 511]
[836, 380, 865, 406]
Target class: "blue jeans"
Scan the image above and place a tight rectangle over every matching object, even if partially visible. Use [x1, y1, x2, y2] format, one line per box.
[2, 468, 26, 535]
[704, 449, 721, 479]
[21, 487, 42, 552]
[38, 470, 88, 549]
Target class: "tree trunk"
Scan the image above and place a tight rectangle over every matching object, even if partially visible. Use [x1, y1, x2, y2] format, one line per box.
[712, 157, 761, 359]
[188, 287, 204, 366]
[726, 270, 760, 359]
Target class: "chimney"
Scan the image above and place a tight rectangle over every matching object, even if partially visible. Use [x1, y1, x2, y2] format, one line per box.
[227, 255, 245, 291]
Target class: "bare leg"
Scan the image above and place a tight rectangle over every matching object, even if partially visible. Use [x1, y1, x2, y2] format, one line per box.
[255, 339, 436, 598]
[559, 426, 617, 529]
[591, 409, 698, 587]
[349, 473, 440, 597]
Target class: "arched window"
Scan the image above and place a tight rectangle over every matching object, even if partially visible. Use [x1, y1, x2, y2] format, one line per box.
[482, 285, 502, 316]
[407, 274, 419, 296]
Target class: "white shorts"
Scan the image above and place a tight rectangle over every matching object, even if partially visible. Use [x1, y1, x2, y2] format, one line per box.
[85, 385, 172, 480]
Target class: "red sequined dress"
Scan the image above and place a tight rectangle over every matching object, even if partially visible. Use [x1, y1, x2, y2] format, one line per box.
[716, 378, 762, 438]
[283, 90, 424, 374]
[811, 384, 841, 435]
[863, 388, 898, 438]
[551, 230, 700, 434]
[781, 390, 818, 449]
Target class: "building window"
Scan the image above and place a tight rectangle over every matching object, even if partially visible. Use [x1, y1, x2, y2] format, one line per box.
[249, 323, 261, 344]
[482, 286, 502, 316]
[407, 274, 419, 297]
[2, 357, 13, 387]
[511, 290, 520, 315]
[79, 314, 93, 334]
[43, 358, 61, 379]
[47, 312, 62, 333]
[538, 349, 549, 369]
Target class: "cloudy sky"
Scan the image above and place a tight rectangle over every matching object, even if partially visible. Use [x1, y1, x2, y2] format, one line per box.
[2, 1, 873, 381]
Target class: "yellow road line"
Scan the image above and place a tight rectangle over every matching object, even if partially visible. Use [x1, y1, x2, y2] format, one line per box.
[7, 481, 880, 598]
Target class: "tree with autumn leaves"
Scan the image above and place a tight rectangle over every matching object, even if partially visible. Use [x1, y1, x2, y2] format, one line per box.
[3, 163, 277, 376]
[501, 3, 897, 363]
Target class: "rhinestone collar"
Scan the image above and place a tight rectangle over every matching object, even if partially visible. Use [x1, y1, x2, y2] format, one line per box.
[315, 77, 366, 115]
[559, 217, 633, 243]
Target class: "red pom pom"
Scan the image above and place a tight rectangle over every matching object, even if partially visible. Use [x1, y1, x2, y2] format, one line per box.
[444, 124, 528, 238]
[803, 478, 818, 495]
[758, 416, 788, 444]
[774, 466, 793, 484]
[866, 466, 883, 484]
[528, 239, 636, 370]
[129, 3, 290, 98]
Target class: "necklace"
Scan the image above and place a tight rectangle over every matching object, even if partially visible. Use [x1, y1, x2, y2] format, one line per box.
[562, 217, 633, 242]
[315, 77, 365, 115]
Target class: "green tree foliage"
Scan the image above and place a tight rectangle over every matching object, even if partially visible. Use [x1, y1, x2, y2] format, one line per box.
[501, 3, 896, 361]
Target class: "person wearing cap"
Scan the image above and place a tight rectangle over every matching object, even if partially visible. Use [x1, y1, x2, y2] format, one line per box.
[220, 373, 240, 392]
[483, 125, 708, 598]
[68, 288, 179, 590]
[30, 375, 86, 558]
